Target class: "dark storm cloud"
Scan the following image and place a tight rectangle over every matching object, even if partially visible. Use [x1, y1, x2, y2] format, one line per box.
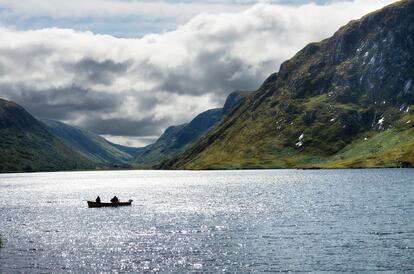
[80, 116, 169, 136]
[140, 37, 271, 103]
[70, 58, 131, 85]
[1, 84, 122, 121]
[157, 49, 268, 99]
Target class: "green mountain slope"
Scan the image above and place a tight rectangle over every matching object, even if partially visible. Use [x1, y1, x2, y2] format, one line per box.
[164, 0, 414, 169]
[41, 119, 141, 166]
[134, 90, 250, 168]
[0, 99, 94, 172]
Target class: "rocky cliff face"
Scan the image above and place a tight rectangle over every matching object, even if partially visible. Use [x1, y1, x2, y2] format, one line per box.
[164, 0, 414, 169]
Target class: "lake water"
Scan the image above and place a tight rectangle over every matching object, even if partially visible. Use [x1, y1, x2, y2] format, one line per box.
[0, 169, 413, 273]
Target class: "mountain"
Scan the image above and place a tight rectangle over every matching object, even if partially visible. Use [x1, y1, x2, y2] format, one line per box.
[0, 99, 93, 172]
[134, 90, 250, 168]
[163, 0, 414, 169]
[41, 119, 141, 167]
[0, 89, 249, 172]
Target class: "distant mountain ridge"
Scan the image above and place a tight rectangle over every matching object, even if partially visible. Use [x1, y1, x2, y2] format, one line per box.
[133, 90, 251, 168]
[41, 119, 141, 166]
[163, 0, 414, 169]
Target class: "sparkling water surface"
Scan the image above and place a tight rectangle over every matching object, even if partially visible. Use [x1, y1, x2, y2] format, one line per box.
[0, 169, 413, 273]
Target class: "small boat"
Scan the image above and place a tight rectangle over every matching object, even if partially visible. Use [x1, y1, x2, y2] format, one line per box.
[87, 199, 133, 208]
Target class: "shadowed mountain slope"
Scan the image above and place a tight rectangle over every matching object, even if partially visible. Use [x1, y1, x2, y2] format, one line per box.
[0, 99, 93, 172]
[41, 119, 141, 166]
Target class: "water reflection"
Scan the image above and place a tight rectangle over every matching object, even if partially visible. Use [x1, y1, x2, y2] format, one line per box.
[0, 169, 413, 272]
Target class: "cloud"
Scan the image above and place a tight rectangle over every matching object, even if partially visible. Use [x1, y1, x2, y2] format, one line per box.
[0, 0, 248, 20]
[0, 0, 395, 146]
[70, 58, 131, 86]
[0, 1, 351, 37]
[102, 135, 159, 148]
[81, 116, 169, 136]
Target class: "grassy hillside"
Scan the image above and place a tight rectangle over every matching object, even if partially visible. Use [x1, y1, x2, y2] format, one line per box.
[163, 0, 414, 170]
[0, 99, 94, 172]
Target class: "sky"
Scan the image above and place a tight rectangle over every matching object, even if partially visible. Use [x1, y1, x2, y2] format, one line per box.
[0, 0, 396, 147]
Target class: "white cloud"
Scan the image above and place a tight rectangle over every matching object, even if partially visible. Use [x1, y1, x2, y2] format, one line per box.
[102, 135, 159, 147]
[0, 0, 248, 20]
[0, 0, 395, 146]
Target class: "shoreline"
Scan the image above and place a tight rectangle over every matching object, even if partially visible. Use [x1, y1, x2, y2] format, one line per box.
[0, 166, 413, 175]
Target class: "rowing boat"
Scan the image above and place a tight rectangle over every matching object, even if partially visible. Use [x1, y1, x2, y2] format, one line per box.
[87, 199, 133, 208]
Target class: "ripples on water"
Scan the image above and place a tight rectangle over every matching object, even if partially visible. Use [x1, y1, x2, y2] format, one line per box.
[0, 169, 413, 273]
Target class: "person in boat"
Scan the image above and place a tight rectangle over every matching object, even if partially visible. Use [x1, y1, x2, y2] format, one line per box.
[96, 196, 101, 203]
[110, 196, 119, 203]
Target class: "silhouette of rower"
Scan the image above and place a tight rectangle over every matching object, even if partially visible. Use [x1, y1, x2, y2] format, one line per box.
[110, 196, 119, 203]
[96, 196, 101, 203]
